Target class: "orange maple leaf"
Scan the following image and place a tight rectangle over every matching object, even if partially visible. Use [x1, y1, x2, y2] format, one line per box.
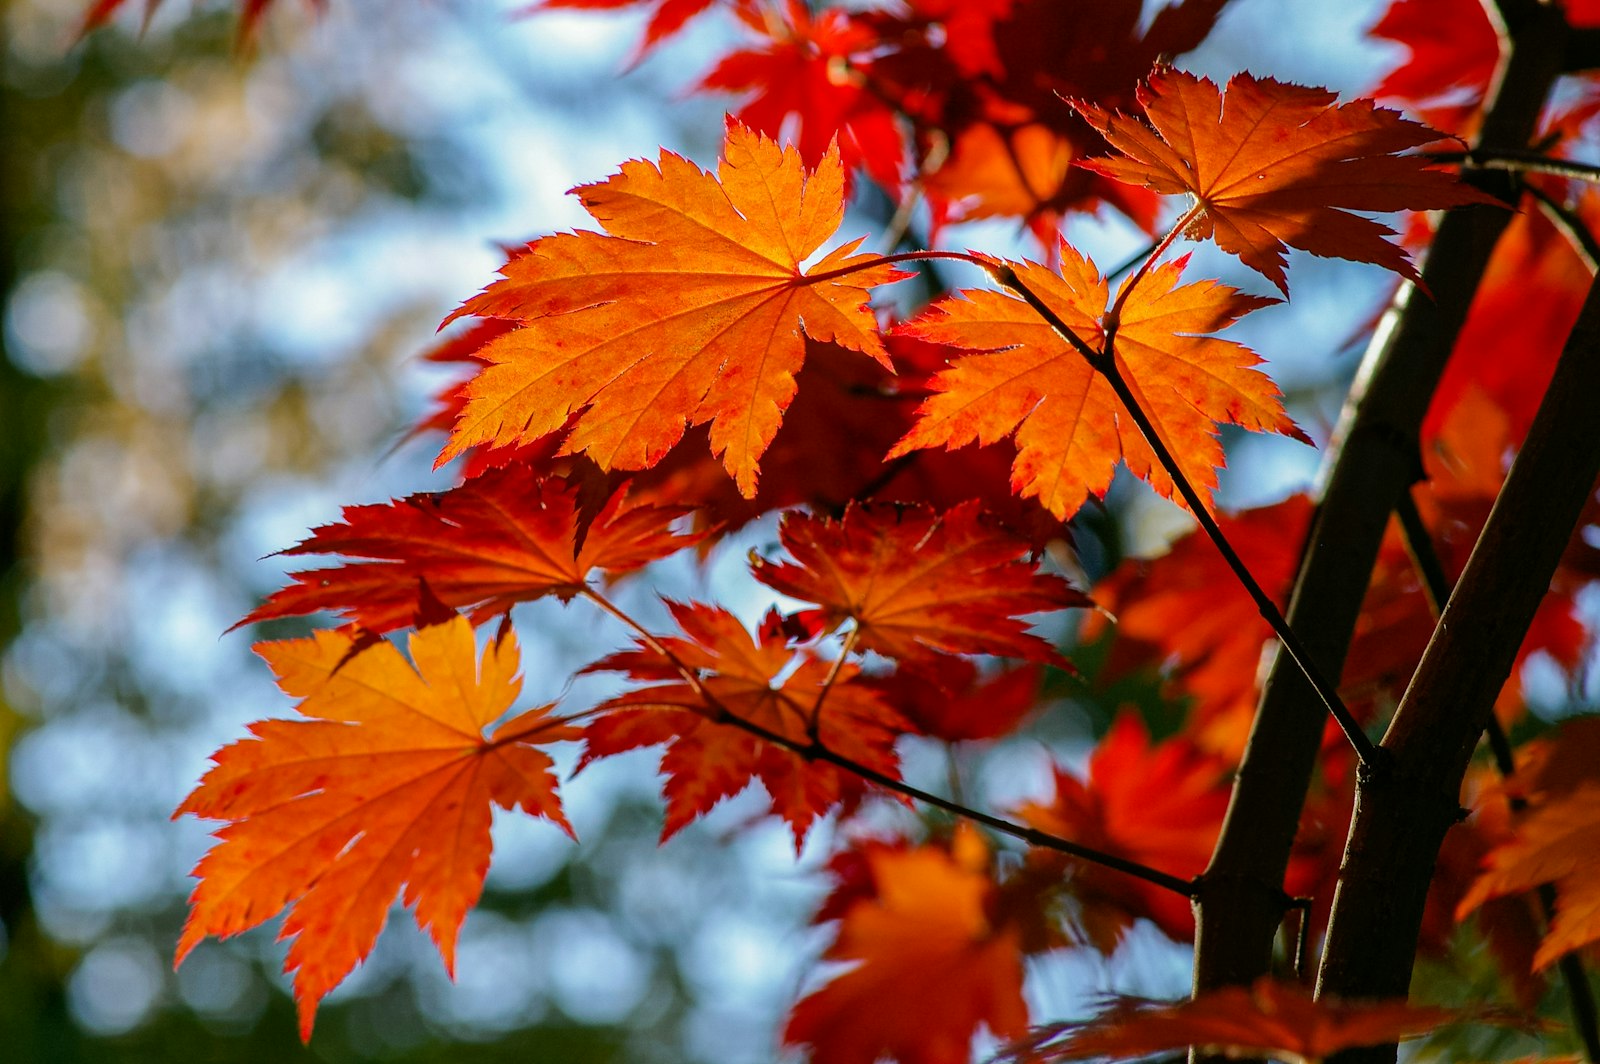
[890, 244, 1303, 520]
[174, 616, 575, 1039]
[1073, 69, 1495, 293]
[749, 501, 1090, 663]
[1458, 779, 1600, 969]
[240, 467, 698, 632]
[579, 600, 908, 847]
[784, 827, 1029, 1064]
[1015, 978, 1459, 1063]
[440, 119, 908, 496]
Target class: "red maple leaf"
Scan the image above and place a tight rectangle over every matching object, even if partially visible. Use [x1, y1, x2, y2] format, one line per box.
[867, 655, 1043, 743]
[241, 466, 699, 632]
[700, 1, 906, 193]
[784, 827, 1029, 1064]
[1017, 978, 1460, 1063]
[1075, 69, 1495, 293]
[750, 501, 1089, 663]
[579, 601, 909, 847]
[1014, 714, 1230, 944]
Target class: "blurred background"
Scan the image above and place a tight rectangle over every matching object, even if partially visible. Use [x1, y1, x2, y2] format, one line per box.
[0, 1, 1417, 1061]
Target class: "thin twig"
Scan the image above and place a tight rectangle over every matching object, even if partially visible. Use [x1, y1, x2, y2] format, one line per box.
[579, 587, 1198, 897]
[982, 261, 1381, 768]
[1393, 490, 1600, 1062]
[1525, 182, 1600, 270]
[1107, 206, 1201, 329]
[1429, 146, 1600, 185]
[1107, 236, 1163, 282]
[1285, 896, 1313, 981]
[808, 624, 859, 743]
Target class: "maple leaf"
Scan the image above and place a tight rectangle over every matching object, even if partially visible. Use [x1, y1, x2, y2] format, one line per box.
[241, 466, 699, 632]
[891, 244, 1303, 521]
[1367, 0, 1499, 135]
[1014, 978, 1459, 1063]
[1459, 781, 1600, 968]
[1085, 493, 1312, 755]
[1074, 69, 1496, 294]
[531, 0, 735, 62]
[1014, 714, 1230, 945]
[579, 601, 908, 847]
[440, 119, 908, 496]
[1424, 201, 1597, 450]
[749, 501, 1089, 663]
[174, 616, 575, 1038]
[867, 655, 1043, 742]
[784, 827, 1028, 1064]
[700, 0, 906, 193]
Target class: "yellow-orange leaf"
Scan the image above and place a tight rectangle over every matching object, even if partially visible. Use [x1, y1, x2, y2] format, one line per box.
[784, 828, 1028, 1064]
[174, 617, 575, 1039]
[1074, 69, 1495, 294]
[891, 244, 1303, 520]
[1017, 978, 1458, 1063]
[441, 118, 907, 496]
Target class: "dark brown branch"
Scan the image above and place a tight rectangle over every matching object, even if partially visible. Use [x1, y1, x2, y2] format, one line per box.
[580, 589, 1198, 898]
[1193, 0, 1568, 999]
[1392, 491, 1600, 1063]
[988, 263, 1378, 767]
[1318, 271, 1600, 1063]
[1567, 28, 1600, 71]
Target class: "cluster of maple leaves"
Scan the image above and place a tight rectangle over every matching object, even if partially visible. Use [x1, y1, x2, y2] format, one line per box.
[83, 0, 1600, 1059]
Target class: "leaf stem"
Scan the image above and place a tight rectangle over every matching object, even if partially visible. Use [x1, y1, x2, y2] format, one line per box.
[578, 587, 1197, 898]
[1107, 205, 1201, 330]
[986, 263, 1381, 769]
[808, 624, 860, 743]
[1525, 182, 1600, 269]
[801, 248, 986, 286]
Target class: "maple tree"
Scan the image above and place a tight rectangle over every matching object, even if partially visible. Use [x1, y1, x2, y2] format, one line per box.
[81, 0, 1600, 1060]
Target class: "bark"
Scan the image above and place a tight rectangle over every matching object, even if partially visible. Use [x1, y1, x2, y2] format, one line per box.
[1317, 270, 1600, 1063]
[1191, 0, 1569, 994]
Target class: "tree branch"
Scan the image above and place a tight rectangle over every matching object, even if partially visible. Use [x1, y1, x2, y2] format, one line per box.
[1192, 0, 1568, 998]
[1392, 491, 1600, 1063]
[1317, 270, 1600, 1063]
[579, 588, 1198, 898]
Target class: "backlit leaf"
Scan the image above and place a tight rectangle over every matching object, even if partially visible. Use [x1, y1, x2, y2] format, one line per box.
[241, 467, 698, 632]
[784, 828, 1029, 1064]
[1074, 69, 1495, 293]
[579, 601, 908, 848]
[891, 244, 1303, 520]
[750, 501, 1089, 663]
[441, 120, 908, 496]
[175, 617, 574, 1038]
[1014, 978, 1458, 1063]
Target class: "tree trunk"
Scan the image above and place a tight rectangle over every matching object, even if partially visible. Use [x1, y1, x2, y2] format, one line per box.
[1191, 0, 1568, 996]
